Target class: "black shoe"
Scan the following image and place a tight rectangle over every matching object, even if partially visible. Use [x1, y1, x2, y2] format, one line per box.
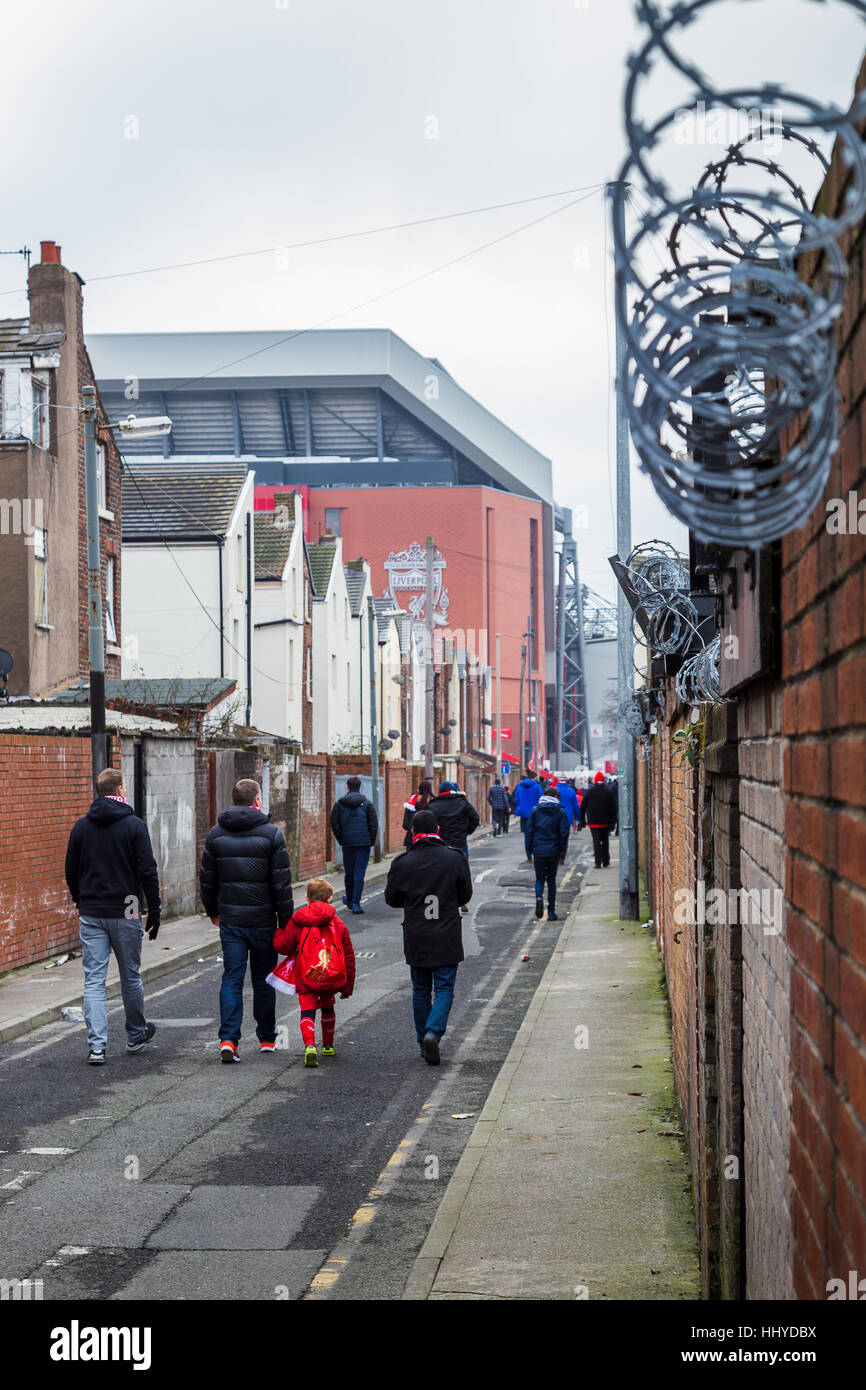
[548, 912, 559, 921]
[87, 1050, 105, 1066]
[421, 1031, 440, 1065]
[126, 1022, 156, 1054]
[535, 897, 544, 919]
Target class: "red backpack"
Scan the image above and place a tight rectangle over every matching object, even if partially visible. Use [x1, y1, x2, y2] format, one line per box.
[296, 920, 347, 991]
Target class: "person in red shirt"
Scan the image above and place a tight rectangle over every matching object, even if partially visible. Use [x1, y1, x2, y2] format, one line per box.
[273, 877, 356, 1067]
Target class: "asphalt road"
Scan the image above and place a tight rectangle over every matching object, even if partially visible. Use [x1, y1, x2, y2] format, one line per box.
[0, 827, 591, 1301]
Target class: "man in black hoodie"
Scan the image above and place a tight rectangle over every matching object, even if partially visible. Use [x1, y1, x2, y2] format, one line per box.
[330, 776, 378, 914]
[384, 809, 472, 1065]
[199, 777, 294, 1062]
[65, 767, 161, 1065]
[425, 780, 480, 913]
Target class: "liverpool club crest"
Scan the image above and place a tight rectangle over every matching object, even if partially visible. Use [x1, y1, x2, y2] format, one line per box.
[383, 541, 449, 626]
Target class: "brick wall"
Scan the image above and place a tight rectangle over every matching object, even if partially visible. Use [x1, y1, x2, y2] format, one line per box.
[781, 102, 866, 1295]
[298, 754, 329, 879]
[0, 731, 119, 974]
[738, 681, 792, 1299]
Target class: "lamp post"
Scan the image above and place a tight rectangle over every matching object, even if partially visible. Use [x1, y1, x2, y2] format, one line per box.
[367, 597, 402, 862]
[82, 394, 171, 789]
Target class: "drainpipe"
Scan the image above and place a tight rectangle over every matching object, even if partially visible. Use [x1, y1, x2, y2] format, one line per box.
[245, 512, 252, 726]
[217, 538, 225, 679]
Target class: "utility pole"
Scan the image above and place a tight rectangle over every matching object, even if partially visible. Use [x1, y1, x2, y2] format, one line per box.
[495, 632, 502, 774]
[424, 536, 435, 782]
[609, 180, 638, 921]
[367, 596, 382, 864]
[519, 639, 527, 775]
[83, 386, 107, 788]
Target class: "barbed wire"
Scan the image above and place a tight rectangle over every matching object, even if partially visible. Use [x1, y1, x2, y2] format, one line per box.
[613, 0, 866, 546]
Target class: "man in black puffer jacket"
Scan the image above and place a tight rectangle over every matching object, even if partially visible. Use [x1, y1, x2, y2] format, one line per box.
[330, 777, 378, 914]
[199, 778, 294, 1062]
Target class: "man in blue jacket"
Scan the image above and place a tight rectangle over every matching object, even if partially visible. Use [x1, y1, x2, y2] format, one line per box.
[513, 772, 543, 860]
[526, 786, 570, 921]
[558, 779, 579, 831]
[330, 777, 378, 914]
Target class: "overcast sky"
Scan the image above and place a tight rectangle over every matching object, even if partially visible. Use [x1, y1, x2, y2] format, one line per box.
[1, 0, 862, 601]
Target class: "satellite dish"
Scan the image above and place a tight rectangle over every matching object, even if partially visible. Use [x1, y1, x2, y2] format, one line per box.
[0, 649, 13, 677]
[387, 729, 400, 740]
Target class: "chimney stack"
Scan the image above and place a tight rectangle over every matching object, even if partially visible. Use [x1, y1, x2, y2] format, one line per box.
[39, 240, 62, 265]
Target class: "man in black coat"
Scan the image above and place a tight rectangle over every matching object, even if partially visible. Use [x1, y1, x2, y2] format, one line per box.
[425, 781, 480, 913]
[199, 777, 294, 1062]
[526, 786, 570, 921]
[65, 767, 161, 1065]
[579, 772, 618, 868]
[384, 809, 473, 1065]
[330, 776, 378, 914]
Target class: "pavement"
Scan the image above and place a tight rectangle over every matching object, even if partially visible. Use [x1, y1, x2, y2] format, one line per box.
[0, 827, 493, 1046]
[403, 840, 702, 1301]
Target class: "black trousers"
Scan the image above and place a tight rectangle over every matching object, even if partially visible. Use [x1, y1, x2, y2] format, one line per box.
[589, 827, 610, 867]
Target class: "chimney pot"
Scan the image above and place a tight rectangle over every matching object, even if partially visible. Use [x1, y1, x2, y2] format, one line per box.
[39, 241, 62, 265]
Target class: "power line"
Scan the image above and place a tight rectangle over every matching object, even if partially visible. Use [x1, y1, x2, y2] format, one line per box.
[164, 185, 607, 397]
[0, 183, 608, 300]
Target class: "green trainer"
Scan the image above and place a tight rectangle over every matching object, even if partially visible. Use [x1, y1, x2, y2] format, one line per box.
[322, 1045, 336, 1058]
[304, 1045, 318, 1068]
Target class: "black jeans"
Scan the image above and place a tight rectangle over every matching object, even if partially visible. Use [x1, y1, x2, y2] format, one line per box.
[533, 855, 559, 912]
[492, 809, 507, 835]
[589, 827, 610, 867]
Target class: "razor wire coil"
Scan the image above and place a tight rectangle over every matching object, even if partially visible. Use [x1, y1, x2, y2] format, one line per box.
[613, 0, 866, 546]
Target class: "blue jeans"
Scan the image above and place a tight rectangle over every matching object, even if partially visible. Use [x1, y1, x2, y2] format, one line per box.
[533, 856, 559, 912]
[79, 916, 148, 1053]
[219, 924, 278, 1045]
[342, 844, 371, 908]
[410, 964, 458, 1044]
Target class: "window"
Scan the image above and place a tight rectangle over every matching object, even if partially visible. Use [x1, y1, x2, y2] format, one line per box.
[96, 444, 107, 512]
[105, 557, 117, 643]
[236, 533, 244, 593]
[324, 507, 341, 536]
[305, 649, 312, 702]
[31, 378, 48, 448]
[34, 528, 48, 624]
[346, 661, 351, 707]
[288, 637, 295, 700]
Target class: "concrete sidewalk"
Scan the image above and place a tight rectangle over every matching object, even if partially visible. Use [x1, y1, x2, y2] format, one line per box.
[0, 825, 496, 1045]
[403, 844, 701, 1301]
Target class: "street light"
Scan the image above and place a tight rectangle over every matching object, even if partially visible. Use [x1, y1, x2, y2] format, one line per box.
[83, 387, 173, 787]
[367, 598, 402, 863]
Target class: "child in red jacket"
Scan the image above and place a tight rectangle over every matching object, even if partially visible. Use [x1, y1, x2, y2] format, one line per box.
[273, 877, 356, 1067]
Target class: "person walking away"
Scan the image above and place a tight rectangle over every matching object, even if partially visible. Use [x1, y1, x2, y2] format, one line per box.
[426, 780, 480, 911]
[513, 771, 543, 860]
[402, 778, 433, 848]
[526, 786, 570, 921]
[272, 877, 355, 1067]
[610, 778, 620, 837]
[504, 785, 515, 833]
[200, 778, 294, 1062]
[330, 776, 378, 914]
[580, 772, 618, 868]
[384, 809, 472, 1064]
[65, 768, 161, 1065]
[558, 779, 579, 833]
[487, 778, 509, 836]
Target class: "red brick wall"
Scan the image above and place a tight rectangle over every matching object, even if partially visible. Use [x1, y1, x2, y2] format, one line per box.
[0, 732, 119, 974]
[782, 105, 866, 1295]
[298, 754, 329, 880]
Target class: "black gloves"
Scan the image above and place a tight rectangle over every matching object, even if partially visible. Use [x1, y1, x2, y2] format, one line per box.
[146, 915, 161, 942]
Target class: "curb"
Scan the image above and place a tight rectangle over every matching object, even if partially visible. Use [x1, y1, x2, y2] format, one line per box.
[401, 852, 595, 1300]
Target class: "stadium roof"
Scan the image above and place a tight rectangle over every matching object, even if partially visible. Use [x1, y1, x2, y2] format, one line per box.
[89, 328, 553, 503]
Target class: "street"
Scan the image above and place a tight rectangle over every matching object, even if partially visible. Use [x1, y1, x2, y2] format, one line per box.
[0, 829, 588, 1302]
